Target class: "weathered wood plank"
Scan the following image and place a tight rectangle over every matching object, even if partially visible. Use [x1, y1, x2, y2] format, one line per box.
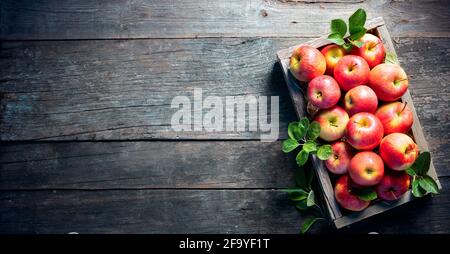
[0, 177, 448, 234]
[0, 0, 449, 40]
[0, 141, 298, 189]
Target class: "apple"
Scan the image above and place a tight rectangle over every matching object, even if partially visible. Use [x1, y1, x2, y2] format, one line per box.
[334, 55, 370, 91]
[350, 33, 386, 69]
[321, 44, 346, 75]
[290, 45, 326, 82]
[375, 102, 413, 135]
[344, 85, 378, 116]
[314, 106, 349, 142]
[325, 141, 354, 175]
[334, 175, 370, 211]
[349, 151, 385, 186]
[307, 75, 341, 109]
[379, 133, 419, 171]
[345, 112, 384, 150]
[376, 171, 411, 201]
[368, 63, 408, 101]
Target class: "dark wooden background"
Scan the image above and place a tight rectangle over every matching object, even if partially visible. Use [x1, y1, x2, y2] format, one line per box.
[0, 0, 449, 233]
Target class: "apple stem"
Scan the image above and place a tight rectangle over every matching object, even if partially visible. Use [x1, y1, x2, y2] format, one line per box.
[400, 102, 408, 113]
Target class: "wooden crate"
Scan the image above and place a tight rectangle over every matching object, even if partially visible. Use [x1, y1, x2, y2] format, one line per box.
[276, 17, 442, 229]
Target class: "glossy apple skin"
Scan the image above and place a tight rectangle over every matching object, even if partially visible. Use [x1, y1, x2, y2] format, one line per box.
[325, 141, 354, 175]
[349, 151, 384, 186]
[368, 63, 408, 101]
[321, 44, 346, 75]
[335, 175, 370, 211]
[344, 85, 378, 116]
[379, 133, 419, 171]
[345, 112, 384, 150]
[350, 33, 386, 69]
[376, 171, 410, 201]
[375, 102, 413, 135]
[307, 75, 341, 109]
[290, 45, 326, 82]
[314, 106, 349, 142]
[334, 55, 370, 91]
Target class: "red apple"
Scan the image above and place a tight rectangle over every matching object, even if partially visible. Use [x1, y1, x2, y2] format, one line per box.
[334, 55, 370, 91]
[376, 171, 411, 201]
[379, 133, 419, 171]
[321, 44, 346, 75]
[350, 33, 386, 69]
[307, 75, 341, 109]
[345, 112, 384, 150]
[325, 141, 354, 175]
[344, 85, 378, 116]
[334, 175, 370, 211]
[375, 102, 413, 135]
[368, 63, 408, 101]
[314, 106, 349, 142]
[290, 45, 326, 82]
[349, 151, 385, 186]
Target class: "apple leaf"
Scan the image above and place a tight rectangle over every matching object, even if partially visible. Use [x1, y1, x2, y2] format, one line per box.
[352, 40, 364, 48]
[331, 19, 347, 37]
[299, 117, 310, 133]
[296, 149, 309, 166]
[307, 121, 321, 140]
[327, 33, 345, 46]
[303, 140, 318, 153]
[384, 52, 399, 64]
[349, 8, 366, 34]
[406, 167, 417, 177]
[418, 175, 439, 194]
[301, 217, 325, 234]
[282, 139, 299, 153]
[349, 27, 367, 41]
[288, 121, 303, 141]
[411, 152, 431, 175]
[317, 145, 332, 160]
[354, 187, 377, 201]
[412, 178, 426, 198]
[306, 190, 315, 207]
[285, 188, 310, 201]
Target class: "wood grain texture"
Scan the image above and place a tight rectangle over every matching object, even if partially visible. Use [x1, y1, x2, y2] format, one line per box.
[0, 141, 297, 189]
[0, 0, 449, 40]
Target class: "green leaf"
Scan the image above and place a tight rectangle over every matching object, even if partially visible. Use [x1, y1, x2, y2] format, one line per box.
[307, 190, 315, 207]
[296, 149, 309, 166]
[317, 145, 332, 160]
[411, 152, 431, 175]
[418, 175, 439, 194]
[286, 188, 310, 201]
[412, 178, 426, 198]
[349, 8, 366, 34]
[342, 43, 353, 51]
[295, 199, 309, 211]
[384, 52, 398, 64]
[288, 121, 304, 141]
[405, 167, 417, 177]
[331, 19, 347, 37]
[301, 217, 325, 234]
[282, 139, 299, 153]
[303, 140, 318, 153]
[327, 33, 345, 46]
[354, 187, 377, 201]
[295, 168, 307, 189]
[299, 118, 310, 130]
[307, 121, 321, 140]
[349, 27, 367, 41]
[352, 40, 364, 48]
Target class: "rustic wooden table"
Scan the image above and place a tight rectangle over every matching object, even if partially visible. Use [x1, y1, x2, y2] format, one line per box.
[0, 0, 449, 234]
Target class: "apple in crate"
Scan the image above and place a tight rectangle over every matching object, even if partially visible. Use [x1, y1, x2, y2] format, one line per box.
[349, 151, 385, 186]
[345, 112, 384, 150]
[344, 85, 378, 116]
[314, 106, 349, 142]
[307, 75, 341, 109]
[375, 102, 413, 135]
[376, 171, 411, 201]
[321, 44, 346, 75]
[335, 175, 370, 211]
[289, 45, 326, 82]
[325, 141, 354, 175]
[369, 63, 408, 101]
[350, 33, 386, 69]
[334, 55, 370, 91]
[379, 133, 419, 171]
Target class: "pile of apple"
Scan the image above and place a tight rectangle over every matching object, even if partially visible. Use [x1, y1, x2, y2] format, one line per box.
[289, 33, 419, 212]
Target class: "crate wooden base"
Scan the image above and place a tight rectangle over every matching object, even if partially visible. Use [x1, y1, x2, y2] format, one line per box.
[277, 17, 441, 229]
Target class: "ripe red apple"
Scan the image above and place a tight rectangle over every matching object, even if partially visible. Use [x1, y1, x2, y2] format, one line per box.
[376, 171, 411, 201]
[290, 45, 326, 82]
[344, 85, 378, 116]
[375, 102, 413, 135]
[379, 133, 419, 171]
[307, 75, 341, 109]
[325, 141, 354, 175]
[345, 112, 384, 150]
[349, 151, 385, 186]
[314, 106, 349, 142]
[334, 55, 370, 91]
[350, 33, 386, 69]
[368, 63, 408, 101]
[334, 175, 370, 211]
[321, 44, 346, 75]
